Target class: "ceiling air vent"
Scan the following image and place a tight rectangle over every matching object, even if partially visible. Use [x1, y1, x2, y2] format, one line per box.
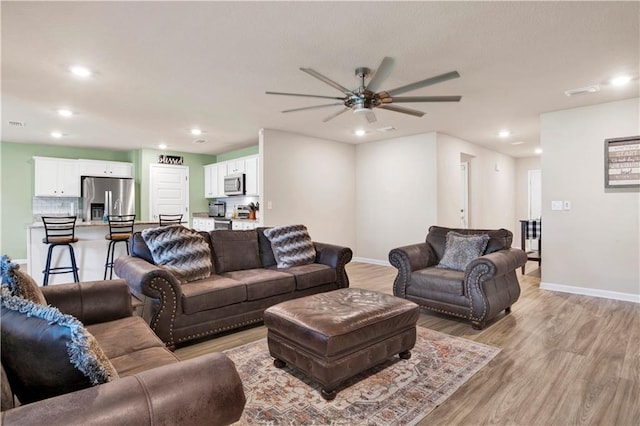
[564, 85, 600, 97]
[193, 139, 206, 144]
[376, 126, 397, 132]
[8, 120, 26, 127]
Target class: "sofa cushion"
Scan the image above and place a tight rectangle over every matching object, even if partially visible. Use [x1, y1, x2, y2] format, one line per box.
[221, 269, 295, 301]
[268, 263, 336, 291]
[109, 347, 180, 377]
[1, 255, 46, 305]
[263, 224, 316, 268]
[427, 226, 513, 259]
[438, 231, 490, 271]
[180, 275, 247, 314]
[142, 225, 213, 283]
[210, 230, 261, 273]
[0, 289, 118, 404]
[409, 267, 465, 296]
[86, 316, 166, 359]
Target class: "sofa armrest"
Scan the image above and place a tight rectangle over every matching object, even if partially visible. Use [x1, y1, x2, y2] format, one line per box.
[0, 352, 246, 426]
[314, 242, 353, 288]
[40, 280, 133, 325]
[389, 243, 438, 298]
[114, 256, 184, 347]
[465, 248, 528, 280]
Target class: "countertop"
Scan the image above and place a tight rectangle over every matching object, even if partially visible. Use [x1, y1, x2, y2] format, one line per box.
[192, 212, 259, 222]
[28, 220, 170, 229]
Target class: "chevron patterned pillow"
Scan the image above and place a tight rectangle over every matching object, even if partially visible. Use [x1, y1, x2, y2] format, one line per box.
[263, 224, 316, 269]
[141, 225, 212, 282]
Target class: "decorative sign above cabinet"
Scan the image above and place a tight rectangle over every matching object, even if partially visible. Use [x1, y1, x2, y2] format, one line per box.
[158, 155, 184, 165]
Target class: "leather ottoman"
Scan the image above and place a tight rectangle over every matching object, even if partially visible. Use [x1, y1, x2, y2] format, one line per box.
[263, 288, 419, 400]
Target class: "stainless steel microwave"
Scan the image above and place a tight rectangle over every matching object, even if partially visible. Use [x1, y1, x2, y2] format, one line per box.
[224, 173, 245, 196]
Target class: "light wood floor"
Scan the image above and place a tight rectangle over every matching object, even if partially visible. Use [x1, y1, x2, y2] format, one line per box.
[176, 262, 640, 425]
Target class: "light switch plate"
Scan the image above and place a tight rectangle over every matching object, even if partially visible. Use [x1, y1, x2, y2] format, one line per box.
[551, 201, 563, 211]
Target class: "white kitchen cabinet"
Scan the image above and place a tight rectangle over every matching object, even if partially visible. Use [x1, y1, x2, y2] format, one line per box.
[204, 163, 227, 198]
[226, 159, 245, 175]
[193, 217, 216, 232]
[232, 220, 258, 230]
[78, 159, 133, 178]
[244, 155, 259, 196]
[34, 157, 80, 197]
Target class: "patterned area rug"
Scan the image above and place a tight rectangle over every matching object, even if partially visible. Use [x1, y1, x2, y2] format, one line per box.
[225, 327, 500, 425]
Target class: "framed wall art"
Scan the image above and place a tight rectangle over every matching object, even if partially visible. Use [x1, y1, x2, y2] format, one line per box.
[604, 136, 640, 189]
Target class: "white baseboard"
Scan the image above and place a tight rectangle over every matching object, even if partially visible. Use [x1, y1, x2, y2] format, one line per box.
[12, 258, 28, 267]
[540, 282, 640, 303]
[352, 257, 391, 267]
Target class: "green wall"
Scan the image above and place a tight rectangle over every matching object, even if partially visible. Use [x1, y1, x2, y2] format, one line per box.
[216, 145, 258, 162]
[0, 142, 217, 259]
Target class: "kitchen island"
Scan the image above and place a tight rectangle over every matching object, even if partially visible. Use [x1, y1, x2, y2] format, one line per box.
[27, 220, 164, 286]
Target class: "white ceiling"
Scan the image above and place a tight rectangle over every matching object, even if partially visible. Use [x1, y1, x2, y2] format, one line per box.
[2, 1, 638, 158]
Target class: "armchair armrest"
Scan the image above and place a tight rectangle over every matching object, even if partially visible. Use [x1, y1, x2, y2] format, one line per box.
[40, 280, 132, 326]
[114, 256, 184, 347]
[465, 248, 528, 279]
[314, 242, 353, 288]
[389, 243, 438, 298]
[1, 352, 246, 426]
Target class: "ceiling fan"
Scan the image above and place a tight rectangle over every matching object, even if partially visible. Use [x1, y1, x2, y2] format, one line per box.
[266, 57, 462, 123]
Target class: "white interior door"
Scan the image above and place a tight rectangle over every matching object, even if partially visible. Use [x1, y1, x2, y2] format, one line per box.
[460, 162, 469, 228]
[149, 164, 189, 224]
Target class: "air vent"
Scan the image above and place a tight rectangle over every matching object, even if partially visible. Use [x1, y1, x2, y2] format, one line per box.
[193, 139, 206, 144]
[564, 85, 600, 97]
[376, 126, 397, 132]
[8, 120, 26, 127]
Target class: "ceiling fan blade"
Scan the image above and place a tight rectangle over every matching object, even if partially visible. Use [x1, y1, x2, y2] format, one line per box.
[266, 91, 344, 100]
[282, 102, 343, 113]
[386, 71, 460, 97]
[365, 111, 377, 123]
[300, 68, 355, 96]
[322, 107, 350, 122]
[390, 95, 462, 103]
[377, 104, 425, 118]
[365, 57, 395, 92]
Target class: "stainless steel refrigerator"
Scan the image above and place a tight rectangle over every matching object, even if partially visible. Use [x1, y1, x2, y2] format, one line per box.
[81, 176, 135, 222]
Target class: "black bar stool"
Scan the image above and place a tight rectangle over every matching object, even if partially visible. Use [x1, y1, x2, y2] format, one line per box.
[159, 214, 183, 226]
[41, 216, 79, 286]
[104, 214, 135, 280]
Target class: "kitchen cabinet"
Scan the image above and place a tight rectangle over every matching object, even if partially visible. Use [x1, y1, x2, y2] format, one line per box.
[78, 159, 133, 178]
[226, 159, 245, 175]
[193, 217, 215, 232]
[204, 163, 227, 198]
[34, 157, 80, 197]
[205, 154, 259, 198]
[244, 155, 259, 196]
[232, 220, 258, 230]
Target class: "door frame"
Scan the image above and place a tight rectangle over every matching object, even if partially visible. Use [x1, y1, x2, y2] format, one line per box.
[460, 161, 469, 228]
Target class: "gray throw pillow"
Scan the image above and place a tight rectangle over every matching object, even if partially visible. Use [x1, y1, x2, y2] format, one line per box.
[1, 255, 46, 305]
[263, 225, 316, 269]
[437, 231, 490, 271]
[1, 288, 118, 404]
[141, 225, 212, 283]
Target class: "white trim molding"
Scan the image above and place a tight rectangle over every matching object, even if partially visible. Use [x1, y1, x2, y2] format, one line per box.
[352, 257, 391, 267]
[540, 282, 640, 303]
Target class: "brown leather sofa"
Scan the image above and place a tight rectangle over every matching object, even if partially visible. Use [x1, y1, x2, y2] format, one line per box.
[115, 228, 353, 348]
[389, 226, 527, 329]
[1, 279, 246, 425]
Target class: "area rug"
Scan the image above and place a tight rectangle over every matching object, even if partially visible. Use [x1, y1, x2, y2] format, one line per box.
[225, 327, 500, 425]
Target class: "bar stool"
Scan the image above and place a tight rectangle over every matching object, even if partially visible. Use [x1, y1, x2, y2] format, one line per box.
[41, 216, 79, 286]
[104, 214, 135, 280]
[159, 214, 183, 226]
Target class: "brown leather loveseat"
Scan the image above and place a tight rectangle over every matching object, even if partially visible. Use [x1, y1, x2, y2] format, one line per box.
[115, 227, 353, 348]
[1, 278, 246, 425]
[389, 226, 527, 329]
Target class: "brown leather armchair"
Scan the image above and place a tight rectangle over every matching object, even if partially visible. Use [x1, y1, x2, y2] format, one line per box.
[389, 226, 527, 329]
[1, 279, 246, 425]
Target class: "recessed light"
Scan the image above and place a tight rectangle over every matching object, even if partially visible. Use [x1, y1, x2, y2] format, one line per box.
[57, 109, 73, 117]
[511, 141, 525, 145]
[354, 129, 366, 137]
[534, 148, 543, 155]
[191, 128, 202, 136]
[51, 131, 63, 138]
[610, 75, 632, 86]
[498, 130, 511, 138]
[69, 66, 92, 78]
[158, 143, 167, 150]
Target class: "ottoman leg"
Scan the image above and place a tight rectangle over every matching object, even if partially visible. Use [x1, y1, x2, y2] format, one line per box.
[321, 388, 337, 401]
[274, 359, 286, 368]
[399, 350, 412, 360]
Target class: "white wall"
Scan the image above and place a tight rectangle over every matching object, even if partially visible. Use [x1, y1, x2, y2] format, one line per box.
[355, 133, 438, 262]
[540, 98, 640, 300]
[437, 133, 517, 230]
[515, 156, 542, 244]
[260, 129, 356, 249]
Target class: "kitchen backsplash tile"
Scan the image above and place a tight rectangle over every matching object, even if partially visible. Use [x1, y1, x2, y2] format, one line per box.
[33, 197, 79, 222]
